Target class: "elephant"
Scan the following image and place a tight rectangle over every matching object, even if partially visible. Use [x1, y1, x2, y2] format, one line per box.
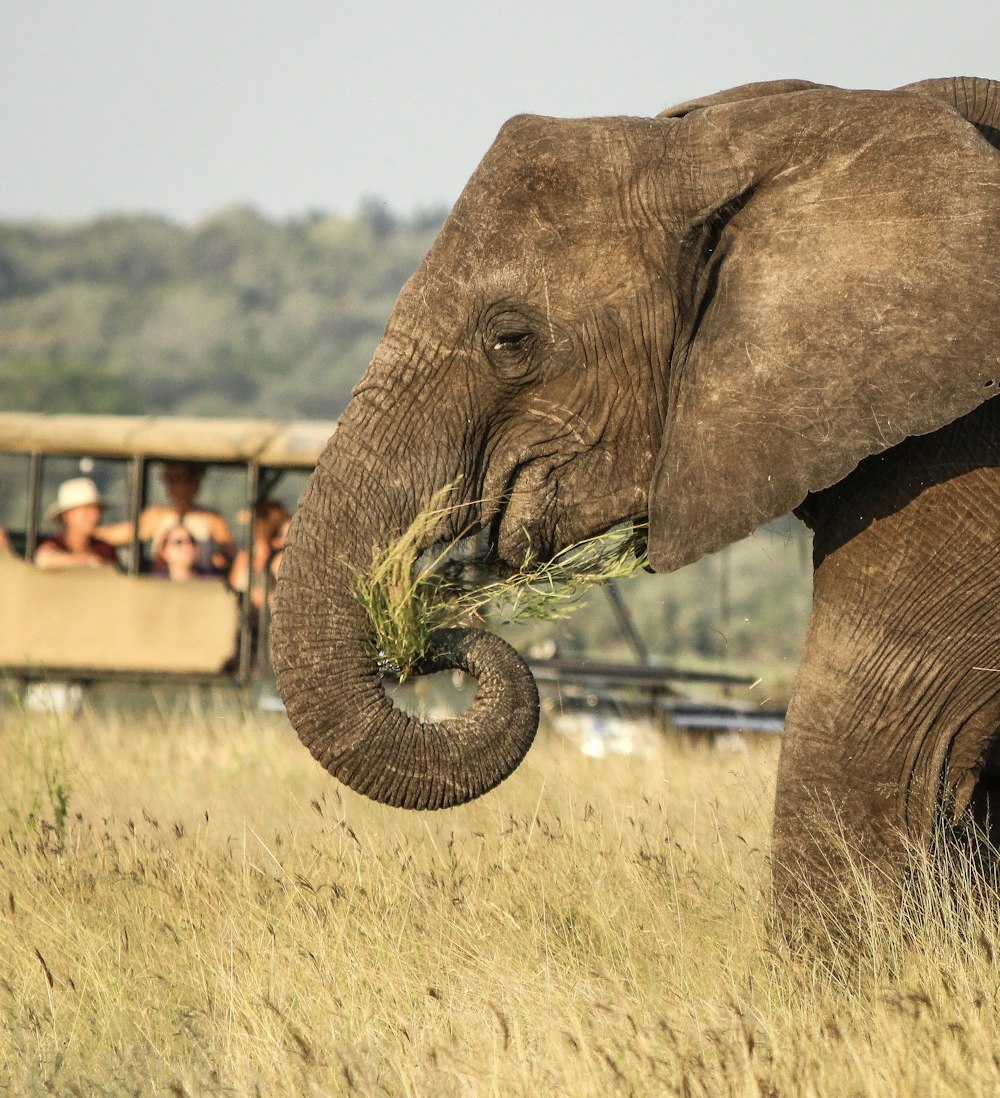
[273, 76, 1000, 919]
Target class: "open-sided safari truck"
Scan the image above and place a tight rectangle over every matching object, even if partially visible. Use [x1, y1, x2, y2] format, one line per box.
[0, 412, 784, 737]
[0, 413, 335, 689]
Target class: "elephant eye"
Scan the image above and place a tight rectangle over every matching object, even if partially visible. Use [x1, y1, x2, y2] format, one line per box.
[483, 311, 542, 378]
[492, 331, 530, 352]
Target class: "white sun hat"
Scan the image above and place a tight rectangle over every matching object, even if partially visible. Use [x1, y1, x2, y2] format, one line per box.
[47, 477, 109, 520]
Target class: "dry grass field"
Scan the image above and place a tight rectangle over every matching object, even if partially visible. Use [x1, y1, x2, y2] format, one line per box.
[1, 690, 999, 1096]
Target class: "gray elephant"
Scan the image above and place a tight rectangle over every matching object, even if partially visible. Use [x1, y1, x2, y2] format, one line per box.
[273, 77, 1000, 916]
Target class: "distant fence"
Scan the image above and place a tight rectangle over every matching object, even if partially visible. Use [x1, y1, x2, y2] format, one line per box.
[528, 656, 785, 735]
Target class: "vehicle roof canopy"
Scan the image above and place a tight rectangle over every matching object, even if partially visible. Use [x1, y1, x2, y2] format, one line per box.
[0, 413, 337, 468]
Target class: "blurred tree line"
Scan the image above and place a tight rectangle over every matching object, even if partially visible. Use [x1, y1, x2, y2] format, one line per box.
[0, 200, 446, 419]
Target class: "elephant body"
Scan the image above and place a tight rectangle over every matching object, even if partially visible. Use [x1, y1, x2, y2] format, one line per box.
[777, 399, 1000, 908]
[273, 76, 1000, 920]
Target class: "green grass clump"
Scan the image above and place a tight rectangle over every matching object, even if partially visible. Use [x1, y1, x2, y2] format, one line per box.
[356, 487, 649, 678]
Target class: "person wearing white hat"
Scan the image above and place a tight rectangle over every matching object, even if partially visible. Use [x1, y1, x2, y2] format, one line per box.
[35, 478, 119, 571]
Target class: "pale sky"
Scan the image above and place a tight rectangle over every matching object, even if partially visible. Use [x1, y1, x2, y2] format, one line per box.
[2, 0, 996, 224]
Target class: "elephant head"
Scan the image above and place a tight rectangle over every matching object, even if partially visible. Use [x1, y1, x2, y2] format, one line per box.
[273, 77, 1000, 809]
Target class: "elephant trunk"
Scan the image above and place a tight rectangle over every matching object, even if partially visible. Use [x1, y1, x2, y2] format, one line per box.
[271, 408, 540, 810]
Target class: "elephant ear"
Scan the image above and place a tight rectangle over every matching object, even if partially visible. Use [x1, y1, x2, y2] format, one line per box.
[648, 84, 1000, 573]
[896, 76, 1000, 148]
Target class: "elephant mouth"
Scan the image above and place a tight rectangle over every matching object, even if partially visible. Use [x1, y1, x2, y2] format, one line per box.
[487, 460, 560, 572]
[407, 459, 563, 602]
[411, 508, 548, 598]
[414, 525, 501, 587]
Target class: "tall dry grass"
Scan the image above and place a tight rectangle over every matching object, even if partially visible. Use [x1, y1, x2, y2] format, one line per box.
[0, 690, 999, 1095]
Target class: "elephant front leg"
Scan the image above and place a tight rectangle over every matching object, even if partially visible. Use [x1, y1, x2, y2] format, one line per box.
[773, 421, 1000, 929]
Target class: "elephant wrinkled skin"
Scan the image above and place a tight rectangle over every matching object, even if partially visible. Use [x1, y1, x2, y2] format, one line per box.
[273, 76, 1000, 918]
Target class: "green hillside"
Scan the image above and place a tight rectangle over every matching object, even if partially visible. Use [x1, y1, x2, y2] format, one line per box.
[0, 202, 445, 419]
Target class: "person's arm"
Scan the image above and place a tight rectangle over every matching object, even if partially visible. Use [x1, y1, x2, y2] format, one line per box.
[35, 539, 69, 569]
[209, 513, 236, 569]
[229, 548, 250, 592]
[94, 519, 131, 546]
[97, 507, 162, 546]
[35, 539, 110, 570]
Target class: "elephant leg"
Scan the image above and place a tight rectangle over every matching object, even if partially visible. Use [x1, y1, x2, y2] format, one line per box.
[773, 405, 1000, 924]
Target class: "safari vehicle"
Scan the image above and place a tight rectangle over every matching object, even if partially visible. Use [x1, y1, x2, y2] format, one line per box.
[0, 413, 335, 689]
[0, 412, 783, 736]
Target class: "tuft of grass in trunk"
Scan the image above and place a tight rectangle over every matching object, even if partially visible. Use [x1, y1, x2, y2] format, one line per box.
[357, 486, 649, 679]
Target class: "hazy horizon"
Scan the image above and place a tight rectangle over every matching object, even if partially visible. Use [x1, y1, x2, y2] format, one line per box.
[3, 0, 996, 226]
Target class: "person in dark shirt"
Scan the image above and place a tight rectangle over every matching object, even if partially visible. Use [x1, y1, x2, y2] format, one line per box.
[35, 478, 119, 571]
[228, 499, 291, 608]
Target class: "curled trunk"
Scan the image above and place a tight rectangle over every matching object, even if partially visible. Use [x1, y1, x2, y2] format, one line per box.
[272, 417, 539, 810]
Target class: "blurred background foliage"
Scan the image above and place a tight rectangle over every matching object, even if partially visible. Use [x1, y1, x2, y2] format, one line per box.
[0, 201, 812, 689]
[0, 199, 445, 419]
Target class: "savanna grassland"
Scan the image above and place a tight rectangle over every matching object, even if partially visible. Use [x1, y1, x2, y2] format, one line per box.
[1, 693, 999, 1096]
